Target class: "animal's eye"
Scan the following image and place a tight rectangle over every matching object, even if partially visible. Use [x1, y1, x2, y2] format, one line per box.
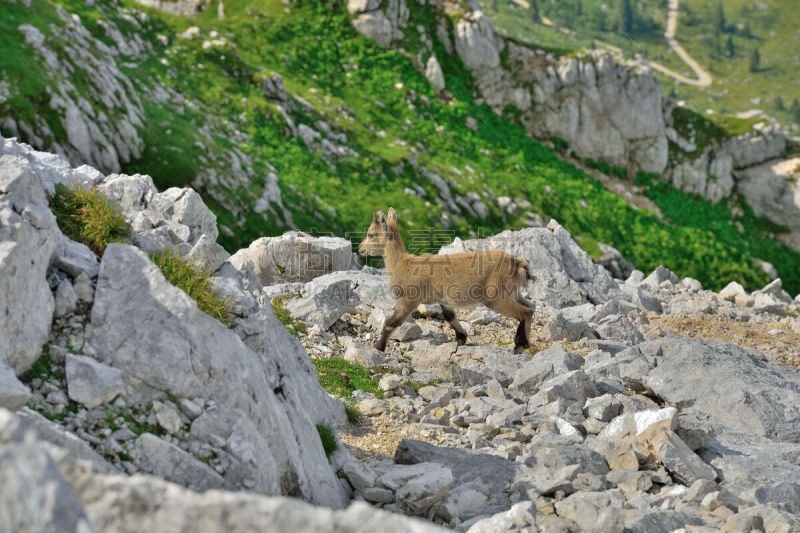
[367, 234, 374, 238]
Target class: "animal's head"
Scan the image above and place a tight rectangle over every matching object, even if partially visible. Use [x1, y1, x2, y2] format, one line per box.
[358, 208, 397, 256]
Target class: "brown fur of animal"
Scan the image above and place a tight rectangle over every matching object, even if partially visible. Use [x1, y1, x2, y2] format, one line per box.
[358, 208, 535, 353]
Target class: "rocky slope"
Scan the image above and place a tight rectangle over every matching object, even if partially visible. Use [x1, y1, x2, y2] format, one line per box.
[4, 137, 800, 531]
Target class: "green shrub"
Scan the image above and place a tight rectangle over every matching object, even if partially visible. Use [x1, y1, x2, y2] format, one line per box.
[271, 297, 306, 337]
[150, 249, 231, 324]
[50, 183, 130, 258]
[316, 424, 338, 460]
[312, 358, 384, 399]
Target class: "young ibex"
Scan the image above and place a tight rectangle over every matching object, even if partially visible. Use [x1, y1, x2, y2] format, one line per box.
[358, 208, 535, 353]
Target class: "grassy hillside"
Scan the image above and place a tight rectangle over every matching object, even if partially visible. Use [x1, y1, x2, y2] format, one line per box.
[2, 0, 800, 294]
[483, 0, 800, 129]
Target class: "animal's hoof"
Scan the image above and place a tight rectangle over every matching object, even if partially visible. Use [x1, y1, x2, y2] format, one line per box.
[374, 340, 386, 352]
[456, 334, 467, 346]
[513, 344, 529, 354]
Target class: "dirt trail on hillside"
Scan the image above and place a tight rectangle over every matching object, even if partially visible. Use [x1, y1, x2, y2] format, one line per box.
[508, 0, 712, 87]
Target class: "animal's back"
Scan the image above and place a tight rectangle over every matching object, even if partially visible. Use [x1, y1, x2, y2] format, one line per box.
[397, 249, 527, 307]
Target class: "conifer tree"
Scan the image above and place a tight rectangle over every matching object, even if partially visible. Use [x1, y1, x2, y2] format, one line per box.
[714, 2, 726, 33]
[614, 0, 633, 34]
[749, 47, 760, 72]
[529, 0, 540, 23]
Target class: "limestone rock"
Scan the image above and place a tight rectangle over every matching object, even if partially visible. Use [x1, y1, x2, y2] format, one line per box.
[394, 463, 454, 515]
[65, 354, 125, 409]
[425, 55, 445, 92]
[0, 155, 58, 373]
[54, 279, 78, 318]
[643, 338, 800, 442]
[245, 231, 360, 286]
[87, 244, 348, 507]
[440, 220, 620, 309]
[510, 343, 582, 394]
[287, 277, 360, 329]
[51, 233, 99, 278]
[736, 157, 800, 247]
[0, 422, 93, 533]
[132, 433, 231, 492]
[343, 343, 386, 369]
[0, 363, 32, 410]
[640, 428, 716, 485]
[152, 401, 182, 434]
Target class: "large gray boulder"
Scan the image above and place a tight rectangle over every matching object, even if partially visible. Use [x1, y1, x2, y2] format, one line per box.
[440, 220, 620, 309]
[0, 410, 440, 533]
[395, 439, 524, 518]
[409, 342, 531, 388]
[454, 12, 501, 71]
[736, 157, 800, 250]
[0, 426, 94, 533]
[68, 465, 442, 533]
[0, 155, 59, 373]
[348, 0, 408, 48]
[510, 343, 582, 394]
[236, 231, 360, 286]
[131, 433, 232, 492]
[642, 338, 800, 442]
[0, 408, 116, 474]
[234, 304, 347, 428]
[699, 428, 800, 501]
[86, 243, 348, 508]
[285, 269, 392, 328]
[287, 277, 361, 330]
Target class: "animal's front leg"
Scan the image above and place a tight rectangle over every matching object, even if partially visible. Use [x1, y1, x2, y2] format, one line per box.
[375, 303, 415, 352]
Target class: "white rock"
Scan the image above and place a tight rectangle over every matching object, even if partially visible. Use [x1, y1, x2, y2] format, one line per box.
[65, 354, 124, 409]
[425, 55, 445, 92]
[0, 156, 58, 373]
[599, 407, 678, 439]
[153, 400, 182, 434]
[0, 362, 32, 410]
[54, 279, 78, 318]
[379, 374, 404, 392]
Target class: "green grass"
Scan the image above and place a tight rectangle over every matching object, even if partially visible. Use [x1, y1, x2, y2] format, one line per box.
[271, 297, 306, 337]
[312, 357, 384, 399]
[344, 403, 362, 424]
[50, 183, 130, 258]
[19, 345, 54, 384]
[316, 423, 338, 460]
[150, 248, 231, 323]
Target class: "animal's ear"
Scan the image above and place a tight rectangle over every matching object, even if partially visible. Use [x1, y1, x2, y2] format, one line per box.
[387, 207, 397, 225]
[381, 217, 389, 232]
[374, 210, 385, 223]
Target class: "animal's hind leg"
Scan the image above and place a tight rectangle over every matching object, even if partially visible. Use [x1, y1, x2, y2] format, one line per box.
[441, 305, 468, 345]
[487, 299, 533, 354]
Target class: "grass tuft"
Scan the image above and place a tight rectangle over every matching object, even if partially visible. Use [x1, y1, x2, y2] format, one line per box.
[312, 357, 384, 399]
[150, 248, 231, 324]
[316, 423, 338, 460]
[19, 345, 53, 384]
[344, 403, 363, 424]
[271, 297, 307, 337]
[50, 183, 130, 258]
